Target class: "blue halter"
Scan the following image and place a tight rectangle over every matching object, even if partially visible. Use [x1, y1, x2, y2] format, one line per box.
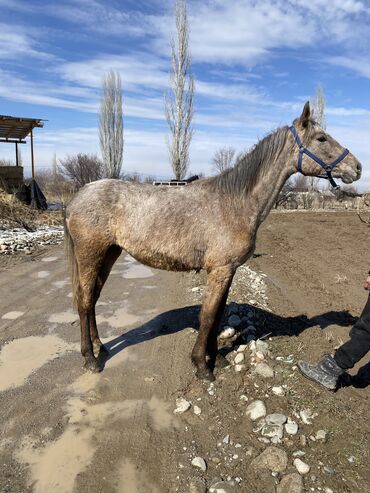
[289, 126, 349, 189]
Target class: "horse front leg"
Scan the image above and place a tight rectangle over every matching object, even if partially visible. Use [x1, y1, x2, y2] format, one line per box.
[207, 286, 233, 369]
[191, 266, 235, 381]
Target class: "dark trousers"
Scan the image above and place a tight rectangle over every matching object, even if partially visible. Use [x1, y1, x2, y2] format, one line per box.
[334, 294, 370, 369]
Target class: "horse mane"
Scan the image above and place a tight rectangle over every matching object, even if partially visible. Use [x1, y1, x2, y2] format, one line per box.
[207, 125, 294, 195]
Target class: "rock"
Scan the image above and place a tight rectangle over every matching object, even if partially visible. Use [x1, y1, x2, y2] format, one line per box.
[299, 409, 314, 424]
[299, 435, 307, 447]
[285, 422, 299, 435]
[249, 340, 257, 352]
[253, 362, 274, 378]
[209, 481, 237, 493]
[261, 424, 284, 439]
[293, 458, 310, 475]
[237, 344, 248, 352]
[315, 429, 328, 442]
[255, 351, 265, 361]
[292, 451, 305, 457]
[272, 386, 285, 396]
[219, 327, 235, 340]
[189, 478, 207, 493]
[246, 400, 267, 421]
[256, 339, 269, 354]
[228, 314, 242, 327]
[191, 457, 207, 472]
[234, 353, 244, 364]
[239, 394, 248, 401]
[250, 446, 288, 473]
[235, 364, 245, 372]
[276, 473, 303, 493]
[266, 413, 287, 425]
[174, 398, 191, 414]
[223, 434, 230, 444]
[193, 405, 202, 416]
[191, 287, 201, 292]
[324, 488, 334, 493]
[323, 466, 335, 475]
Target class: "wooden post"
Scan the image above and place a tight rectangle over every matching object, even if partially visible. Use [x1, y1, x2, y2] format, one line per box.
[15, 142, 19, 166]
[30, 129, 35, 179]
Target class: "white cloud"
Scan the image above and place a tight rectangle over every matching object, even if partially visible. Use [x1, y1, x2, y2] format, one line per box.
[0, 23, 52, 60]
[327, 56, 370, 79]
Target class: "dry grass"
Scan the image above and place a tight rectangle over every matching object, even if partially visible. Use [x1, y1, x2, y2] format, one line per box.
[0, 191, 63, 230]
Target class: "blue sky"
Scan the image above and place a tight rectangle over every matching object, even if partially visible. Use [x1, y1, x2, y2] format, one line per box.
[1, 0, 370, 188]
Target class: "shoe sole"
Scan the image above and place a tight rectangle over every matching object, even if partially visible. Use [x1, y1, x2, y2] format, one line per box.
[297, 366, 338, 392]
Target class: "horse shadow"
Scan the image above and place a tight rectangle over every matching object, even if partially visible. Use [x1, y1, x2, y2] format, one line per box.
[98, 303, 369, 389]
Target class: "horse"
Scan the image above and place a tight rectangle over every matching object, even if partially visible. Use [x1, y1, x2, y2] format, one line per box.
[64, 102, 362, 381]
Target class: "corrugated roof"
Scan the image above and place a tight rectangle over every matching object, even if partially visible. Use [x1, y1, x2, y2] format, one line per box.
[0, 115, 44, 142]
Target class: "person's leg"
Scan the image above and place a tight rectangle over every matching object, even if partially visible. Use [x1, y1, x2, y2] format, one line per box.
[334, 294, 370, 369]
[298, 295, 370, 390]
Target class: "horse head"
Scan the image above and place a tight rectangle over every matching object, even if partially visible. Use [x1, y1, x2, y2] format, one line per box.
[291, 102, 362, 186]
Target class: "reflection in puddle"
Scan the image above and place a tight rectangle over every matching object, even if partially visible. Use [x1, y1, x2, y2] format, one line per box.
[116, 458, 160, 493]
[51, 280, 70, 289]
[123, 263, 154, 279]
[96, 307, 140, 329]
[0, 335, 78, 392]
[147, 396, 179, 431]
[48, 311, 79, 324]
[16, 429, 95, 493]
[15, 361, 175, 493]
[1, 311, 24, 320]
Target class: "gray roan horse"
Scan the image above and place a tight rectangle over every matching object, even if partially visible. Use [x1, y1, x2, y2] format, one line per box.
[64, 102, 362, 381]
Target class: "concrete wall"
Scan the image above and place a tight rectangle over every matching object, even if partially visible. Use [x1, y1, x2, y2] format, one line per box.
[0, 166, 24, 192]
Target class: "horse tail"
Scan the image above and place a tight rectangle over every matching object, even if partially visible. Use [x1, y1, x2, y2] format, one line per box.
[63, 210, 79, 309]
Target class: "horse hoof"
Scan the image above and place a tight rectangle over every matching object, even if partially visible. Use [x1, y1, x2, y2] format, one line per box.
[215, 354, 229, 369]
[84, 359, 101, 373]
[195, 368, 215, 382]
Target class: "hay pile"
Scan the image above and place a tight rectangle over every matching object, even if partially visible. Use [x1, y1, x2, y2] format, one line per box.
[0, 190, 63, 230]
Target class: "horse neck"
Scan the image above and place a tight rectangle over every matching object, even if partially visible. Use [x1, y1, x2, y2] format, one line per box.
[240, 141, 295, 226]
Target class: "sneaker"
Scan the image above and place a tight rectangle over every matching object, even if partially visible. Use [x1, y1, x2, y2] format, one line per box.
[297, 354, 344, 390]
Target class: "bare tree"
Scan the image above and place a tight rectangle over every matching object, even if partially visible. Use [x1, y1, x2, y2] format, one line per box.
[211, 147, 236, 174]
[52, 152, 57, 177]
[99, 70, 124, 179]
[308, 84, 327, 191]
[311, 83, 326, 130]
[165, 0, 194, 180]
[58, 154, 103, 188]
[0, 159, 14, 166]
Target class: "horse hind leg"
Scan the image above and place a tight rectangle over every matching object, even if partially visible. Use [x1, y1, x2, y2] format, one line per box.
[75, 249, 108, 373]
[89, 245, 122, 357]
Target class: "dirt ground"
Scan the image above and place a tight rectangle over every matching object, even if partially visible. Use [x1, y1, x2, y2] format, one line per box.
[0, 211, 369, 493]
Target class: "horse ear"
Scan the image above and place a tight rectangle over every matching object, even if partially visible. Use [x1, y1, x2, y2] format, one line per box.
[298, 101, 311, 128]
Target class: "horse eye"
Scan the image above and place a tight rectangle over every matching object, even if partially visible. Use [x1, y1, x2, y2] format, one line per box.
[317, 135, 326, 142]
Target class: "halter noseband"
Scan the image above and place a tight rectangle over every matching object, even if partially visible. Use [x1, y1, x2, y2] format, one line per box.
[289, 126, 349, 189]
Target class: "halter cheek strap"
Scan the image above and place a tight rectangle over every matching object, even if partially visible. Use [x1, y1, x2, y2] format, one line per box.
[289, 126, 349, 189]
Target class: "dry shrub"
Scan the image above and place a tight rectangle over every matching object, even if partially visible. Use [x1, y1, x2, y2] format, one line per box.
[33, 170, 76, 204]
[0, 190, 63, 230]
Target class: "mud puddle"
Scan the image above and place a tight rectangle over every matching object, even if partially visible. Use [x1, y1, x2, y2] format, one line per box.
[0, 335, 78, 392]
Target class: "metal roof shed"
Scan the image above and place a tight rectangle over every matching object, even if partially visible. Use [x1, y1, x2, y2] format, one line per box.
[0, 115, 45, 179]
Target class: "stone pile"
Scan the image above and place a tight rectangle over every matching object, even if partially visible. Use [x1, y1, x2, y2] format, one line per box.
[0, 226, 63, 254]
